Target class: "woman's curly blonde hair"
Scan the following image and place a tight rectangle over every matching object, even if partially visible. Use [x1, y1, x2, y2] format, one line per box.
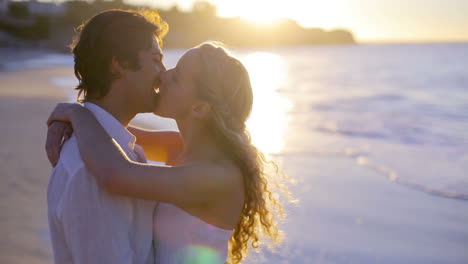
[193, 42, 292, 263]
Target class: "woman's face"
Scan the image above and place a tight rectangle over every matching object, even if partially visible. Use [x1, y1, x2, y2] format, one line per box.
[154, 48, 201, 119]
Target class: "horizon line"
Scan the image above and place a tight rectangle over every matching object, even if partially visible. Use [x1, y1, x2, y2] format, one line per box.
[357, 39, 468, 44]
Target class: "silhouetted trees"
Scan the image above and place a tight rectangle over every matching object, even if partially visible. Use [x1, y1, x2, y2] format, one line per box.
[0, 0, 355, 50]
[8, 1, 30, 18]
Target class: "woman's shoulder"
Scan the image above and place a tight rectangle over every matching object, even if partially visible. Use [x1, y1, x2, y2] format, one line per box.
[202, 159, 243, 189]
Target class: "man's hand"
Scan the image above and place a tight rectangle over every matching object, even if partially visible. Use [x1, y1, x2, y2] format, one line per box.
[45, 121, 73, 167]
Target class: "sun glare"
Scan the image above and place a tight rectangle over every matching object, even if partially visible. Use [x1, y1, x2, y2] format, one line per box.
[212, 0, 285, 25]
[239, 52, 291, 154]
[242, 15, 280, 25]
[210, 0, 348, 29]
[238, 9, 282, 25]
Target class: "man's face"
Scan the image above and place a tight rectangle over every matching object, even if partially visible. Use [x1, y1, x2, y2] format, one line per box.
[122, 37, 165, 113]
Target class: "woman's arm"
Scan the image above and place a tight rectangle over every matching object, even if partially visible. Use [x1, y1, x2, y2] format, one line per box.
[47, 103, 239, 207]
[127, 126, 184, 163]
[44, 122, 183, 166]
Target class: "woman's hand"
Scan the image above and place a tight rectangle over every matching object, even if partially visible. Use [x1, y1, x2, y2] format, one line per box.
[46, 103, 84, 127]
[45, 121, 73, 167]
[45, 103, 83, 166]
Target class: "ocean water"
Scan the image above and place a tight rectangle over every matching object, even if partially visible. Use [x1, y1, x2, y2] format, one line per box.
[20, 43, 467, 200]
[242, 43, 468, 200]
[6, 43, 467, 262]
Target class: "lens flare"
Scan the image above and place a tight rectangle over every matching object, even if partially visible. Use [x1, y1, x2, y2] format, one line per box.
[175, 245, 223, 264]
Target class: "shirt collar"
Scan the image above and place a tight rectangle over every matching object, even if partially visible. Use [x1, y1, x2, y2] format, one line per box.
[84, 102, 136, 150]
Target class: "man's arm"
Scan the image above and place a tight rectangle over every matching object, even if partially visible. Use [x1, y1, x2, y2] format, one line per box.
[58, 165, 136, 264]
[128, 126, 183, 162]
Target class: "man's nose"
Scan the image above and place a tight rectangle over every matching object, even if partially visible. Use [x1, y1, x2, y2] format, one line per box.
[157, 62, 166, 73]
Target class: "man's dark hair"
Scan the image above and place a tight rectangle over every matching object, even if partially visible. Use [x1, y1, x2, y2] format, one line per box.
[70, 9, 168, 101]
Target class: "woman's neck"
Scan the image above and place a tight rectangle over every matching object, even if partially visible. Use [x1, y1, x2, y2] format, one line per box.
[176, 119, 225, 164]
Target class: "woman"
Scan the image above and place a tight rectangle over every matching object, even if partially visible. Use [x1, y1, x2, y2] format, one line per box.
[46, 42, 288, 264]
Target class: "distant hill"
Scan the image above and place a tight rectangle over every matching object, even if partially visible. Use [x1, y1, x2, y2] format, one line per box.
[161, 10, 355, 48]
[0, 0, 355, 51]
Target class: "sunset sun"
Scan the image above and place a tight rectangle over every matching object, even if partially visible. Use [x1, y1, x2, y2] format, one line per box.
[211, 0, 285, 25]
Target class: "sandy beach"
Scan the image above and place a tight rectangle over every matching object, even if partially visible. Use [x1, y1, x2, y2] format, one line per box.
[0, 67, 70, 264]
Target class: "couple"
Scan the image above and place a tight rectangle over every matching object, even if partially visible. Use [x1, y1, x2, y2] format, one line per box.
[45, 9, 286, 264]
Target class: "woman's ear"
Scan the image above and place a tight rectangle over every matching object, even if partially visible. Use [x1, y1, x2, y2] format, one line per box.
[110, 57, 123, 78]
[191, 101, 212, 120]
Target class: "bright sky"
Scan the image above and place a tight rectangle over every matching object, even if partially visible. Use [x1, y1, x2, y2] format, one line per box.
[132, 0, 468, 42]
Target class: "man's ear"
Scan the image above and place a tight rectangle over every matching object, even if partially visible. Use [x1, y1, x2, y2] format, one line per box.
[110, 57, 124, 78]
[191, 101, 212, 120]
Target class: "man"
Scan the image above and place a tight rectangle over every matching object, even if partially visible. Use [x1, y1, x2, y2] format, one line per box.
[46, 9, 167, 263]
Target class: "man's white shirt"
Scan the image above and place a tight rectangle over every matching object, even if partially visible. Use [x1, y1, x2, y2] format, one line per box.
[47, 102, 156, 264]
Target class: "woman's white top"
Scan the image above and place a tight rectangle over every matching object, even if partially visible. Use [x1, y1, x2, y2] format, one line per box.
[153, 202, 233, 264]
